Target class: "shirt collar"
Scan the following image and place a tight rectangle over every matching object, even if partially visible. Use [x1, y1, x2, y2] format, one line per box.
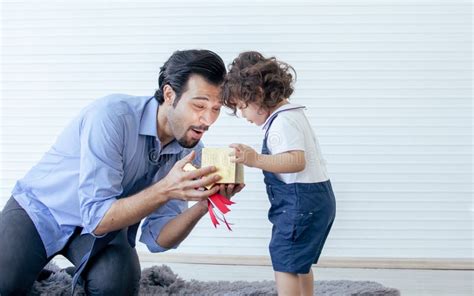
[139, 97, 184, 155]
[139, 98, 159, 137]
[262, 103, 306, 131]
[161, 140, 185, 155]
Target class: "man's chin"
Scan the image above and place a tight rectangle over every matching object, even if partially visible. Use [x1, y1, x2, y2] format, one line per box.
[177, 137, 200, 149]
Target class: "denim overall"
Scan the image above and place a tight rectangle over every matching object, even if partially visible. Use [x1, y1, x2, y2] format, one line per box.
[262, 107, 336, 274]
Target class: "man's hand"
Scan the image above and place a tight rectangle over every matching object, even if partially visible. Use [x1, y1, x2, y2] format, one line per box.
[159, 151, 221, 202]
[216, 183, 245, 199]
[229, 143, 259, 167]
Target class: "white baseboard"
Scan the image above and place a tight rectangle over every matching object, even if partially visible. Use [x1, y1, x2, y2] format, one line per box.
[138, 253, 474, 270]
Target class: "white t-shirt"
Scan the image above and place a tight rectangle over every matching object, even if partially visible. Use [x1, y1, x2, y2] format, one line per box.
[262, 103, 329, 184]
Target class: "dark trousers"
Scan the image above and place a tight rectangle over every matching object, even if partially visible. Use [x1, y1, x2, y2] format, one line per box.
[0, 197, 141, 295]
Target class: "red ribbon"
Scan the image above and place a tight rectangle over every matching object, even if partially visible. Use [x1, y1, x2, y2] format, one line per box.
[207, 193, 235, 230]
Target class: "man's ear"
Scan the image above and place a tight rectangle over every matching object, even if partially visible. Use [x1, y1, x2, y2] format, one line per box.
[163, 84, 176, 106]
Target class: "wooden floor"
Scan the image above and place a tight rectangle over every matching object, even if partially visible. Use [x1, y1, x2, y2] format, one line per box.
[54, 256, 474, 296]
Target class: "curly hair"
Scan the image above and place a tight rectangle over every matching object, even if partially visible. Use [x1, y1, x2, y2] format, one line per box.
[222, 51, 295, 115]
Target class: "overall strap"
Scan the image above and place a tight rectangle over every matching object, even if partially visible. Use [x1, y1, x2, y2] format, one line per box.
[264, 106, 306, 139]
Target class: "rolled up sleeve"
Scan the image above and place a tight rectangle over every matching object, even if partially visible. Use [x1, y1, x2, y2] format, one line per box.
[140, 199, 188, 252]
[139, 144, 202, 252]
[78, 108, 125, 235]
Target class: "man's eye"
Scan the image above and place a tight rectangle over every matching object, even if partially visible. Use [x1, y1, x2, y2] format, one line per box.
[194, 105, 205, 109]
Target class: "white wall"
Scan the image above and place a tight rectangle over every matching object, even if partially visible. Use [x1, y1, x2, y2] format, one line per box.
[1, 0, 472, 260]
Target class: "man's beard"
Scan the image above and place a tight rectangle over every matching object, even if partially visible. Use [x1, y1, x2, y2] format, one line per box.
[177, 133, 200, 148]
[168, 111, 208, 148]
[176, 125, 209, 148]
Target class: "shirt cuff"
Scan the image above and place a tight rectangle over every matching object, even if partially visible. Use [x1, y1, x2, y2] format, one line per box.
[140, 215, 177, 253]
[81, 197, 117, 237]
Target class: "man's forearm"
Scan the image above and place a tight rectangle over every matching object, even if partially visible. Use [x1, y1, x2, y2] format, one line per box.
[156, 201, 208, 249]
[93, 180, 170, 236]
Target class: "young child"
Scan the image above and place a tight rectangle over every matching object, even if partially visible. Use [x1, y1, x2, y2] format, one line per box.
[222, 51, 336, 296]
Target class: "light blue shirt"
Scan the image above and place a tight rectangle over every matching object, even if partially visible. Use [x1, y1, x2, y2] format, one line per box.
[12, 94, 202, 257]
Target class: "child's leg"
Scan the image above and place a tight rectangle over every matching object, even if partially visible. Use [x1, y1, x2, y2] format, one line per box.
[298, 269, 314, 296]
[275, 271, 300, 296]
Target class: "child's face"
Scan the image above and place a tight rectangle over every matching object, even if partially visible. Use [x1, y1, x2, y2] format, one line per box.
[237, 102, 269, 126]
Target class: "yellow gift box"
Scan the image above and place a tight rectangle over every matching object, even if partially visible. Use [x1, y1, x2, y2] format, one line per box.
[183, 148, 244, 187]
[202, 147, 244, 185]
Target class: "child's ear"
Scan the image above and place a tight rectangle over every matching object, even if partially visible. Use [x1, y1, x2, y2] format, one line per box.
[257, 107, 267, 115]
[163, 84, 176, 106]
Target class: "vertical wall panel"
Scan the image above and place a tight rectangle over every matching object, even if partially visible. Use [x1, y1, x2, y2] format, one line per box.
[1, 0, 472, 260]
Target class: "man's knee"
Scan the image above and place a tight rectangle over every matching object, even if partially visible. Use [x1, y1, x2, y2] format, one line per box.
[0, 274, 31, 295]
[86, 277, 140, 296]
[0, 197, 48, 295]
[85, 264, 141, 295]
[0, 260, 46, 295]
[84, 245, 141, 295]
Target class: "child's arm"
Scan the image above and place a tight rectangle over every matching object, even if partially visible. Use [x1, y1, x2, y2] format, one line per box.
[229, 143, 305, 174]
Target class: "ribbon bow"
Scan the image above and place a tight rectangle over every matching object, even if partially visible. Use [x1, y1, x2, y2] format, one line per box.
[207, 193, 235, 230]
[183, 163, 236, 230]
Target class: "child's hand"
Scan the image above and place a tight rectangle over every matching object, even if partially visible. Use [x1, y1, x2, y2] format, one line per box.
[229, 143, 258, 167]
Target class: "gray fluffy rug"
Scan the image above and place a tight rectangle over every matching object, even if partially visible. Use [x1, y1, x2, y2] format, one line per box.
[30, 263, 400, 296]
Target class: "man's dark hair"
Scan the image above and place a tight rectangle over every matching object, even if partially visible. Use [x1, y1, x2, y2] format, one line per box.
[154, 49, 226, 105]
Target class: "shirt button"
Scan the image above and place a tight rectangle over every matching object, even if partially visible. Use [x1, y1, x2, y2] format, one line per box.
[149, 150, 159, 163]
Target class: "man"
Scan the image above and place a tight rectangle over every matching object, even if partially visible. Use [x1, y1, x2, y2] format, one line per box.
[0, 49, 243, 295]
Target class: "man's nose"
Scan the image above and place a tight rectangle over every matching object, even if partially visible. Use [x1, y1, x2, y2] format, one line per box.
[200, 110, 216, 126]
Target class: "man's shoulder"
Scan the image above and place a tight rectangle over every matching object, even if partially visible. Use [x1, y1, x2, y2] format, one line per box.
[75, 94, 151, 131]
[79, 94, 152, 124]
[92, 94, 151, 114]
